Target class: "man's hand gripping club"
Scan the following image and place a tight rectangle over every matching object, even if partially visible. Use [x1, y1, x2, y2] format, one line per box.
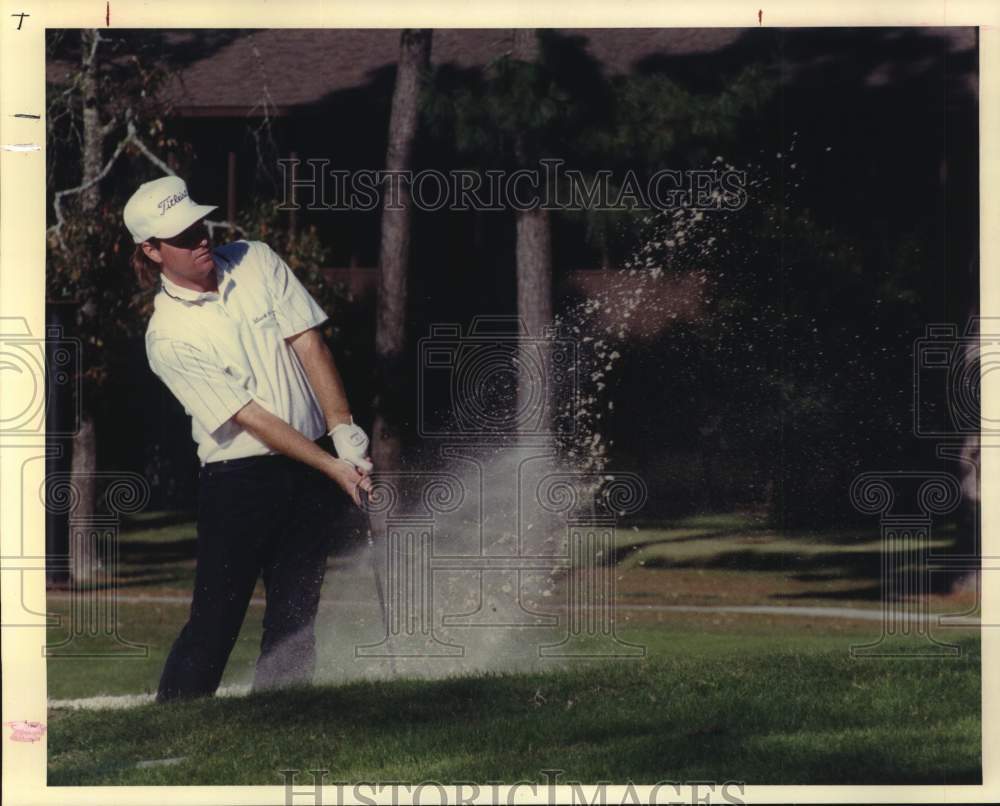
[232, 401, 373, 507]
[329, 417, 374, 474]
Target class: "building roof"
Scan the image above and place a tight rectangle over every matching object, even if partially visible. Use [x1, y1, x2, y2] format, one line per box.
[47, 27, 976, 117]
[160, 28, 746, 115]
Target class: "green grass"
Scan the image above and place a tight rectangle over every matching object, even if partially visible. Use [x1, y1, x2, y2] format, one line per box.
[43, 597, 902, 701]
[48, 630, 981, 786]
[45, 601, 261, 700]
[46, 510, 981, 785]
[617, 534, 953, 569]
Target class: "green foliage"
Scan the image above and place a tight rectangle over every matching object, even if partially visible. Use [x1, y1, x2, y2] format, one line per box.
[586, 64, 774, 164]
[46, 200, 155, 393]
[613, 166, 930, 526]
[422, 33, 608, 170]
[46, 30, 184, 400]
[422, 31, 774, 262]
[423, 63, 546, 165]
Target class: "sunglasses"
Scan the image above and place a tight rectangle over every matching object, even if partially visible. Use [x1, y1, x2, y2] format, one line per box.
[160, 221, 209, 250]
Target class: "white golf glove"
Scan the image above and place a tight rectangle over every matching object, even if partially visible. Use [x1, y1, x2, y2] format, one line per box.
[329, 417, 373, 473]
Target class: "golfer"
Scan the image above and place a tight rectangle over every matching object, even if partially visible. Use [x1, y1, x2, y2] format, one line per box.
[124, 175, 374, 702]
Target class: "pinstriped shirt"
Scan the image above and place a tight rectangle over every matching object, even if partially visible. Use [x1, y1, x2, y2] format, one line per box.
[145, 240, 329, 464]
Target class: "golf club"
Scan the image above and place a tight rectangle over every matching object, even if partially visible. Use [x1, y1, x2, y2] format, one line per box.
[359, 485, 397, 676]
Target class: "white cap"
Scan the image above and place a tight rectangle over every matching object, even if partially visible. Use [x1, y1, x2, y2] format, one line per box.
[123, 175, 217, 244]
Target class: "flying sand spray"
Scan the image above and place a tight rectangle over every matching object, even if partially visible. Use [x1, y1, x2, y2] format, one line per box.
[305, 155, 785, 685]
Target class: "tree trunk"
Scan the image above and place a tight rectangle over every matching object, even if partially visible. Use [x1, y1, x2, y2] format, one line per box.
[69, 417, 99, 580]
[80, 30, 103, 212]
[511, 30, 554, 436]
[69, 29, 105, 582]
[515, 207, 553, 433]
[512, 28, 541, 62]
[515, 208, 553, 339]
[373, 29, 432, 473]
[46, 302, 77, 586]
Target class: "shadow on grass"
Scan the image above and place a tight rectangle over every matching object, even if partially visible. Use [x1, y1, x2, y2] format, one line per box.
[650, 547, 884, 576]
[623, 531, 972, 598]
[610, 527, 763, 562]
[48, 636, 981, 786]
[121, 510, 197, 529]
[772, 586, 885, 602]
[582, 729, 982, 785]
[119, 539, 198, 565]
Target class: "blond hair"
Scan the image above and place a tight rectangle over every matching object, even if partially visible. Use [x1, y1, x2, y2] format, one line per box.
[131, 240, 161, 290]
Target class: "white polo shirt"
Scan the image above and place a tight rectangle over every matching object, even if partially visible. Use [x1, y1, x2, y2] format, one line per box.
[145, 240, 329, 464]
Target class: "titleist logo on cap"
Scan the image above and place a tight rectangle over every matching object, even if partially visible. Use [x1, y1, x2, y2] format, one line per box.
[123, 176, 218, 243]
[158, 190, 189, 216]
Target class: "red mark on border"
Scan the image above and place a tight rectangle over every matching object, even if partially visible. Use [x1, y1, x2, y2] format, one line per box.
[106, 2, 110, 26]
[5, 721, 47, 743]
[758, 9, 763, 25]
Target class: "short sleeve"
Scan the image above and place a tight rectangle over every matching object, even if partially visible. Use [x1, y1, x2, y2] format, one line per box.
[255, 241, 329, 339]
[146, 333, 253, 435]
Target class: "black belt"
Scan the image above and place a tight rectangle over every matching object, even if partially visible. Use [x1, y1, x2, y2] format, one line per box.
[201, 434, 333, 472]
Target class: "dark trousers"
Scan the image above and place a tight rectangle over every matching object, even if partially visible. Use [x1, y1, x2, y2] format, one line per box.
[157, 440, 339, 702]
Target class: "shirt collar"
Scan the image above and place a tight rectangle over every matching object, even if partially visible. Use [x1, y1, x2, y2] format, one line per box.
[159, 255, 234, 304]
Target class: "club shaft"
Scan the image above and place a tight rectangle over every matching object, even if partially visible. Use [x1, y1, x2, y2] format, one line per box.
[360, 487, 397, 676]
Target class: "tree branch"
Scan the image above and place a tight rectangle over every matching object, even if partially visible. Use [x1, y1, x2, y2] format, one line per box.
[49, 107, 247, 252]
[99, 115, 118, 139]
[245, 32, 281, 192]
[48, 111, 170, 252]
[205, 219, 246, 238]
[82, 29, 104, 69]
[126, 119, 174, 174]
[48, 126, 132, 252]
